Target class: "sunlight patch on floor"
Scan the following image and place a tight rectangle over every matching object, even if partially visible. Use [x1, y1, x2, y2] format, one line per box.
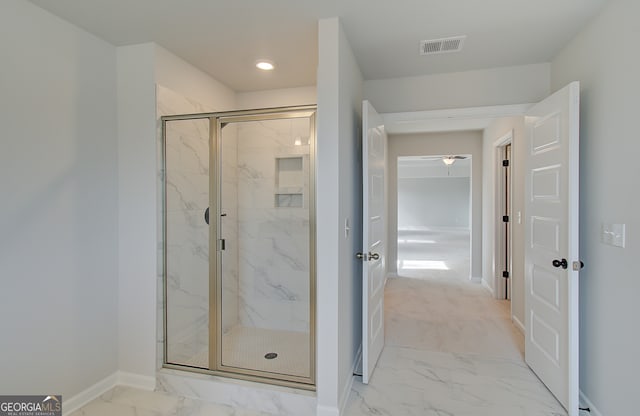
[397, 238, 436, 244]
[398, 259, 449, 270]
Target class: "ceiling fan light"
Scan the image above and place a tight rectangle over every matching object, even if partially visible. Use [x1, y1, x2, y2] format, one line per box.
[442, 157, 456, 166]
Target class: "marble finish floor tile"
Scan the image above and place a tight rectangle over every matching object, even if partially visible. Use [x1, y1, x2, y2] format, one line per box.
[69, 386, 277, 416]
[346, 347, 566, 416]
[346, 228, 566, 416]
[385, 276, 524, 360]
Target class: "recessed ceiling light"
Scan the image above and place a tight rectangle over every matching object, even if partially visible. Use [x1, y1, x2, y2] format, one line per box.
[256, 60, 275, 71]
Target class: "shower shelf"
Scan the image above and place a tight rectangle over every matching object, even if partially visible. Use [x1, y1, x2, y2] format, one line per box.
[275, 193, 303, 208]
[275, 157, 304, 208]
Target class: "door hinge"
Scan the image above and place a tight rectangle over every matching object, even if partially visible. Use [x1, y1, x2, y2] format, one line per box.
[502, 159, 510, 167]
[502, 271, 510, 278]
[503, 215, 510, 223]
[217, 239, 226, 251]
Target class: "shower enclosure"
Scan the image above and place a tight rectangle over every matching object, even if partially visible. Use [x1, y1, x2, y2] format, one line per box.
[162, 106, 316, 387]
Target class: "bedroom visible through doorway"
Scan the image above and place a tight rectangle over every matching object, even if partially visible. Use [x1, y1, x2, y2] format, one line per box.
[396, 155, 471, 280]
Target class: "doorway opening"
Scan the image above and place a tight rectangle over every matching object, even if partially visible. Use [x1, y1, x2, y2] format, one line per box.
[396, 155, 472, 281]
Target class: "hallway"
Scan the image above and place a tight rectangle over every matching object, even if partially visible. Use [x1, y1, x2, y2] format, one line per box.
[345, 242, 567, 415]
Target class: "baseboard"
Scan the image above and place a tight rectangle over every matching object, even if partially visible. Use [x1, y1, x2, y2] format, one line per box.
[62, 372, 118, 415]
[63, 371, 155, 415]
[316, 405, 340, 416]
[580, 390, 603, 416]
[116, 371, 156, 390]
[481, 278, 494, 296]
[512, 315, 525, 334]
[386, 272, 398, 279]
[470, 275, 482, 283]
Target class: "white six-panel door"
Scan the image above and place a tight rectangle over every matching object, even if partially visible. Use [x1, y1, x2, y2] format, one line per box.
[524, 82, 580, 415]
[361, 100, 386, 384]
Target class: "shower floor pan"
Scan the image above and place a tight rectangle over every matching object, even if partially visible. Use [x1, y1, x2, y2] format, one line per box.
[186, 325, 310, 379]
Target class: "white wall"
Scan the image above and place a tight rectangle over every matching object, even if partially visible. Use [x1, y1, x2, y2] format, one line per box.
[481, 117, 526, 325]
[117, 43, 158, 379]
[155, 45, 237, 112]
[388, 131, 482, 279]
[237, 86, 317, 109]
[398, 177, 470, 229]
[364, 63, 550, 113]
[551, 0, 639, 413]
[0, 0, 118, 398]
[316, 17, 364, 416]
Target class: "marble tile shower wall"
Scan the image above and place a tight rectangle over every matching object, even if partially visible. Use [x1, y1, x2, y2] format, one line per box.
[157, 85, 240, 368]
[235, 119, 311, 333]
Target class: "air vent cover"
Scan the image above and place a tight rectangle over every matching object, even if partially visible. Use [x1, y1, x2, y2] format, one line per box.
[420, 35, 466, 55]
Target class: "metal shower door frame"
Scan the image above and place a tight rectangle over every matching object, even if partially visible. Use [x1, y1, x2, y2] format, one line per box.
[161, 105, 316, 389]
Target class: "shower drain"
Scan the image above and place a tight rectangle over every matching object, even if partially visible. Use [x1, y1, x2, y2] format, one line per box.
[264, 352, 278, 360]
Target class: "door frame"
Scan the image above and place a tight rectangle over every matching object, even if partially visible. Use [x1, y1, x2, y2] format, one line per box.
[493, 130, 513, 302]
[383, 103, 532, 297]
[380, 100, 578, 413]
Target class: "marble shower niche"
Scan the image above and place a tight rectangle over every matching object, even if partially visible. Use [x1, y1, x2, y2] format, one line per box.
[161, 95, 315, 386]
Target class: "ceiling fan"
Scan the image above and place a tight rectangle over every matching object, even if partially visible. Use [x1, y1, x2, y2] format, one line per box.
[416, 155, 468, 165]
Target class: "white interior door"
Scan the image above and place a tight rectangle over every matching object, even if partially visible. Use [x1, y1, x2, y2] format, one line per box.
[361, 100, 386, 384]
[524, 82, 580, 415]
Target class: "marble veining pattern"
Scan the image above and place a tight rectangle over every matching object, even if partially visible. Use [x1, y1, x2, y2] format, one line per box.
[156, 370, 316, 416]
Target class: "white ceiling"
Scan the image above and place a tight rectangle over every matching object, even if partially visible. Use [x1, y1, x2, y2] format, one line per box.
[398, 156, 471, 178]
[29, 0, 607, 92]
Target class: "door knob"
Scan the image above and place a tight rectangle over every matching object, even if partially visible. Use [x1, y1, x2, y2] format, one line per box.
[552, 258, 568, 269]
[356, 252, 380, 261]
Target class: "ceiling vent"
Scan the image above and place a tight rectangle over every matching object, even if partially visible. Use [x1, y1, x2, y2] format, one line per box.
[420, 35, 466, 55]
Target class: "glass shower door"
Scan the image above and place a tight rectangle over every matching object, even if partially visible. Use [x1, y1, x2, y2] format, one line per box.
[216, 111, 315, 383]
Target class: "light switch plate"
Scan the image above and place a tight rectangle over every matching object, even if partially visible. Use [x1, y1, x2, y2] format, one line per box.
[602, 223, 625, 248]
